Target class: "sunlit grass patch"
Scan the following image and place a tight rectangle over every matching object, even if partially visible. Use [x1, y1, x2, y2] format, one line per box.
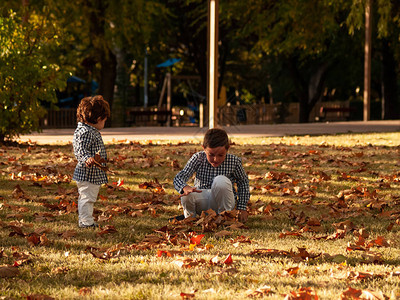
[1, 132, 400, 299]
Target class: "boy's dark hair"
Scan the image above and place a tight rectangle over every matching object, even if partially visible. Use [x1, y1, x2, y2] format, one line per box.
[203, 128, 230, 149]
[76, 95, 110, 124]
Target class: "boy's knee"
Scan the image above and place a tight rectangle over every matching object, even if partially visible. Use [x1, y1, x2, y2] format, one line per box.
[181, 193, 195, 205]
[212, 175, 231, 190]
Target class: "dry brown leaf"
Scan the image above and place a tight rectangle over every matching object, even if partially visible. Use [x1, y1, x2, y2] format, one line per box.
[283, 287, 318, 299]
[246, 285, 275, 298]
[0, 266, 19, 278]
[25, 294, 55, 300]
[59, 230, 77, 239]
[79, 287, 92, 296]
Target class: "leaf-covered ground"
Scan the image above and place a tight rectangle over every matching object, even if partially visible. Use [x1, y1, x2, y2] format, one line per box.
[1, 132, 400, 299]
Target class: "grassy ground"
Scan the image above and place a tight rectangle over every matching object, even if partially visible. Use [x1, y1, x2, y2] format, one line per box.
[1, 132, 400, 299]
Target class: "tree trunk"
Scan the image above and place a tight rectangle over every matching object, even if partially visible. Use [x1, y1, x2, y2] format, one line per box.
[98, 47, 117, 110]
[287, 57, 328, 123]
[298, 98, 309, 123]
[381, 39, 399, 120]
[86, 0, 117, 114]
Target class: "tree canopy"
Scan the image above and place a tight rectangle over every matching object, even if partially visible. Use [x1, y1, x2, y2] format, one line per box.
[0, 9, 69, 141]
[2, 0, 400, 139]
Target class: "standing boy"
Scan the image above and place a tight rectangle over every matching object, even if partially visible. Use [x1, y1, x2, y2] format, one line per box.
[173, 128, 250, 223]
[73, 95, 110, 228]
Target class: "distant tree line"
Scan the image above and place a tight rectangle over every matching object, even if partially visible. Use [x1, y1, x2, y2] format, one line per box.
[1, 0, 399, 140]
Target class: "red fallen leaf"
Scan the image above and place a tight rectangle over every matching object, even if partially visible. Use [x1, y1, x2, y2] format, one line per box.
[180, 291, 196, 299]
[190, 234, 205, 245]
[79, 287, 92, 296]
[157, 250, 183, 257]
[0, 266, 19, 278]
[346, 245, 367, 252]
[279, 231, 302, 239]
[280, 266, 299, 277]
[367, 236, 390, 248]
[98, 195, 108, 201]
[223, 254, 233, 265]
[112, 179, 124, 187]
[284, 287, 318, 300]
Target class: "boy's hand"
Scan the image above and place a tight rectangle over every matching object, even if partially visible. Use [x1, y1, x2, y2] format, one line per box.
[181, 185, 202, 197]
[85, 157, 96, 167]
[238, 210, 248, 223]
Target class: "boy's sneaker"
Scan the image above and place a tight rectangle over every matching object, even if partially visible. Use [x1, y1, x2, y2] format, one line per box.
[79, 222, 99, 229]
[168, 214, 185, 222]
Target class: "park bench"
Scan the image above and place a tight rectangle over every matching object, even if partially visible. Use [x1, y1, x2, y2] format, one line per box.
[318, 106, 355, 122]
[126, 109, 172, 126]
[126, 109, 182, 126]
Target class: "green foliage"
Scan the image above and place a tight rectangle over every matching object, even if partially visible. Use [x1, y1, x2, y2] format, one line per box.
[0, 11, 68, 141]
[347, 0, 392, 38]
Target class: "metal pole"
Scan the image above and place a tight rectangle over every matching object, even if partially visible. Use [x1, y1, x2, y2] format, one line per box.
[166, 73, 171, 127]
[208, 0, 218, 128]
[144, 47, 148, 108]
[199, 103, 204, 128]
[363, 0, 372, 121]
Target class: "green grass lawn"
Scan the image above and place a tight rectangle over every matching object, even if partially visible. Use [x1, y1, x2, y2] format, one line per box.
[1, 132, 400, 299]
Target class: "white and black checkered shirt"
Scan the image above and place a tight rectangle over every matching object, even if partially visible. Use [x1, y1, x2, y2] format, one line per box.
[72, 122, 108, 185]
[173, 151, 250, 210]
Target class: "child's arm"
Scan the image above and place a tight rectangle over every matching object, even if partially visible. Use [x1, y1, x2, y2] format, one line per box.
[85, 156, 96, 167]
[181, 185, 202, 196]
[233, 158, 250, 222]
[74, 131, 95, 167]
[173, 153, 202, 194]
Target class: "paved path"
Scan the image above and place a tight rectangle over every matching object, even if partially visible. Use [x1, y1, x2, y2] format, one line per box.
[17, 120, 400, 144]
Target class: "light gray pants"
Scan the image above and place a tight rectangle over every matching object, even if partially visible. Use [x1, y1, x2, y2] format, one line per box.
[77, 181, 100, 226]
[181, 175, 235, 218]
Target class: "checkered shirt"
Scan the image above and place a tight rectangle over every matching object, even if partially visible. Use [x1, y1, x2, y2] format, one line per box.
[72, 122, 108, 185]
[173, 151, 250, 210]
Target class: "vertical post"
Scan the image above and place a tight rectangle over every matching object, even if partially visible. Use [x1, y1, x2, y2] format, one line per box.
[208, 0, 219, 128]
[199, 103, 204, 128]
[363, 0, 372, 121]
[166, 72, 171, 127]
[144, 47, 148, 108]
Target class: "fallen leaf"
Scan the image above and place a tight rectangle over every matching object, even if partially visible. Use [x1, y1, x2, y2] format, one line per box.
[246, 285, 275, 298]
[0, 266, 19, 278]
[284, 287, 318, 300]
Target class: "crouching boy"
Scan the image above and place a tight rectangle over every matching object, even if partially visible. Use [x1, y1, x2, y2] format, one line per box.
[173, 128, 250, 223]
